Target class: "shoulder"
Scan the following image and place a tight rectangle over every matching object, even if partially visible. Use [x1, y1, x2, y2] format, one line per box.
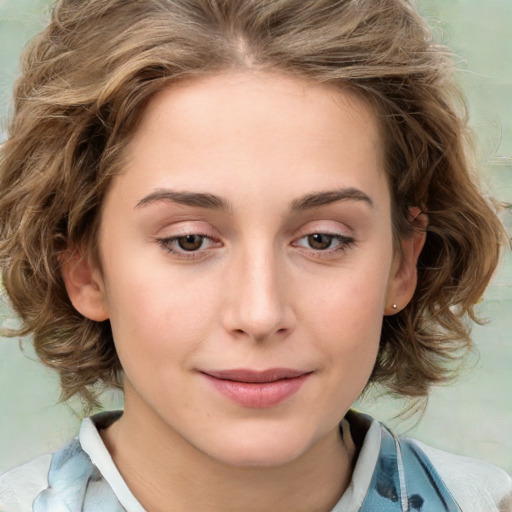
[0, 411, 133, 512]
[345, 410, 512, 512]
[0, 437, 96, 511]
[412, 439, 512, 512]
[0, 453, 53, 511]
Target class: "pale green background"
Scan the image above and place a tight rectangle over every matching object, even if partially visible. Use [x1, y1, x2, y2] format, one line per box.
[1, 0, 511, 474]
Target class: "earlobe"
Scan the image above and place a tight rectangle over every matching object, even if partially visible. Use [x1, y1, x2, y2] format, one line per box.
[60, 249, 109, 321]
[385, 207, 428, 315]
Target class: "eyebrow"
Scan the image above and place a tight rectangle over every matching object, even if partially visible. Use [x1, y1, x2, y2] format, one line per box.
[290, 188, 374, 212]
[135, 186, 373, 213]
[135, 189, 233, 212]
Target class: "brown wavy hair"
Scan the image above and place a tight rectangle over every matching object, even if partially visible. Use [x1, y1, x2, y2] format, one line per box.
[0, 0, 507, 406]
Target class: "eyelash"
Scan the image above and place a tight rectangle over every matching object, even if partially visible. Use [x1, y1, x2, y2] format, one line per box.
[292, 233, 355, 257]
[157, 233, 220, 260]
[156, 231, 355, 260]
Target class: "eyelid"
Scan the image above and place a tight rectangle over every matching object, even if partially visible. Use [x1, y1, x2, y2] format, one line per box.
[156, 233, 222, 260]
[154, 219, 215, 236]
[154, 222, 222, 259]
[292, 232, 355, 251]
[293, 217, 353, 233]
[290, 221, 356, 257]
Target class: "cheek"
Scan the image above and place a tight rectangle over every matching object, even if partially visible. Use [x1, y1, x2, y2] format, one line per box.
[101, 259, 210, 351]
[304, 264, 389, 326]
[294, 278, 384, 421]
[300, 259, 390, 363]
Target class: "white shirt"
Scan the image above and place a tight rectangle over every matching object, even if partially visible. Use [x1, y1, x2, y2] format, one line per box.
[1, 410, 510, 511]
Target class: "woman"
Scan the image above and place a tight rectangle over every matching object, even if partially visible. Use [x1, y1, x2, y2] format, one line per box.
[0, 0, 510, 510]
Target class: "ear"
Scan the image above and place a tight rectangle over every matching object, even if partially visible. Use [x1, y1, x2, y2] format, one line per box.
[60, 249, 109, 321]
[384, 207, 427, 315]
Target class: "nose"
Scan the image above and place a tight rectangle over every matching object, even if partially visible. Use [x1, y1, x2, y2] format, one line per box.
[221, 245, 295, 342]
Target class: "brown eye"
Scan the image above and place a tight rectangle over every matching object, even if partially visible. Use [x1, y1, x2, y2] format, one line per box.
[307, 233, 334, 250]
[177, 234, 205, 251]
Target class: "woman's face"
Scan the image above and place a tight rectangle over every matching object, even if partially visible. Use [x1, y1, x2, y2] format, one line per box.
[69, 72, 418, 467]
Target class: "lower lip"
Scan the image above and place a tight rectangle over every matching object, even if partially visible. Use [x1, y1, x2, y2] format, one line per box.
[203, 374, 310, 408]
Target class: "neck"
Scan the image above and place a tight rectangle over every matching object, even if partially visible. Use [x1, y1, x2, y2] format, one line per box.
[101, 390, 354, 512]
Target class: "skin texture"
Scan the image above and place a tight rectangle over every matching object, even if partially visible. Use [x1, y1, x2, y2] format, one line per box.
[62, 72, 425, 512]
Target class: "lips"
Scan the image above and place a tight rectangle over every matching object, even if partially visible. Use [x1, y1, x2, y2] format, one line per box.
[201, 368, 311, 408]
[203, 368, 308, 383]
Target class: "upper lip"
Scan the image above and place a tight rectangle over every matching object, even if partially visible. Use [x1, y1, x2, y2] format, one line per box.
[201, 368, 311, 383]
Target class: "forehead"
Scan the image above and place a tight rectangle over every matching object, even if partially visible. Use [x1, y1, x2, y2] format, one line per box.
[135, 71, 381, 154]
[110, 71, 387, 212]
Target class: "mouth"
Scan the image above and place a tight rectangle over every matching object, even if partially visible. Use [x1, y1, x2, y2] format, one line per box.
[200, 368, 312, 408]
[202, 368, 310, 383]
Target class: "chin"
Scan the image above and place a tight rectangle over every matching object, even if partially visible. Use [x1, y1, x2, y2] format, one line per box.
[214, 446, 306, 469]
[202, 427, 316, 468]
